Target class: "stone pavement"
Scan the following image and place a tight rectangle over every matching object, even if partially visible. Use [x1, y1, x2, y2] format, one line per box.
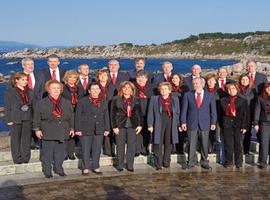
[0, 163, 270, 200]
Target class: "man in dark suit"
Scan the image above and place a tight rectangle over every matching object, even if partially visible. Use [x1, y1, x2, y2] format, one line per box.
[246, 60, 268, 95]
[183, 64, 203, 91]
[77, 64, 91, 99]
[127, 58, 152, 83]
[181, 77, 217, 170]
[35, 54, 66, 100]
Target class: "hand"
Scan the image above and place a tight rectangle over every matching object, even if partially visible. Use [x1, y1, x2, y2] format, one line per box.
[36, 130, 43, 139]
[113, 128, 120, 135]
[75, 131, 82, 136]
[181, 124, 187, 132]
[254, 125, 259, 133]
[240, 129, 247, 134]
[179, 126, 183, 132]
[104, 131, 110, 136]
[135, 126, 142, 134]
[210, 125, 216, 131]
[69, 130, 75, 138]
[7, 122, 14, 126]
[148, 126, 153, 133]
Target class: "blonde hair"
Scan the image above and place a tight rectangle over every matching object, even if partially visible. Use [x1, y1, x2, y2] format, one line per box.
[118, 81, 136, 97]
[62, 70, 79, 85]
[95, 68, 111, 82]
[11, 72, 28, 87]
[158, 82, 172, 91]
[45, 80, 64, 94]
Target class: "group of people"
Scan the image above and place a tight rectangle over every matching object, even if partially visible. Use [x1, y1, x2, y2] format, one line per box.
[4, 55, 270, 178]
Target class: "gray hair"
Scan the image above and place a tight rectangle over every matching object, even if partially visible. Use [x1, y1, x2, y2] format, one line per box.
[78, 64, 89, 70]
[21, 57, 34, 66]
[191, 64, 201, 70]
[218, 67, 228, 73]
[163, 61, 173, 67]
[192, 77, 205, 85]
[108, 59, 119, 65]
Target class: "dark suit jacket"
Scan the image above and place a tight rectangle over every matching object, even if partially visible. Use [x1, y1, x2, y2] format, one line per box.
[147, 95, 180, 144]
[152, 73, 171, 87]
[111, 96, 142, 129]
[75, 97, 110, 135]
[35, 68, 66, 100]
[220, 96, 249, 129]
[253, 72, 268, 95]
[253, 97, 270, 125]
[4, 88, 34, 124]
[77, 77, 92, 99]
[33, 96, 74, 142]
[181, 90, 217, 131]
[183, 75, 205, 91]
[215, 78, 234, 99]
[238, 87, 256, 123]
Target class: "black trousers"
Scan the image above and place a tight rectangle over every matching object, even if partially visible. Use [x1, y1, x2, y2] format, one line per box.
[103, 132, 116, 156]
[115, 128, 136, 170]
[136, 126, 150, 154]
[67, 136, 79, 158]
[80, 134, 104, 170]
[243, 128, 252, 154]
[41, 140, 67, 176]
[223, 127, 243, 166]
[153, 113, 172, 168]
[258, 123, 270, 167]
[10, 121, 32, 164]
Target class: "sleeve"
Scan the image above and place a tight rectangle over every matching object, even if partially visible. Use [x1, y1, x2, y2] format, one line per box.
[4, 90, 12, 123]
[110, 97, 118, 129]
[253, 98, 261, 126]
[180, 93, 188, 125]
[68, 103, 74, 130]
[241, 99, 249, 129]
[33, 101, 42, 131]
[147, 96, 155, 127]
[75, 99, 83, 132]
[104, 101, 111, 131]
[210, 95, 217, 125]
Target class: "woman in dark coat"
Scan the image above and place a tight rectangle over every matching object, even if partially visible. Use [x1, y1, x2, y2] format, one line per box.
[33, 80, 74, 178]
[75, 83, 110, 175]
[111, 81, 143, 172]
[220, 83, 248, 168]
[253, 82, 270, 169]
[62, 70, 80, 160]
[4, 72, 34, 164]
[147, 82, 180, 170]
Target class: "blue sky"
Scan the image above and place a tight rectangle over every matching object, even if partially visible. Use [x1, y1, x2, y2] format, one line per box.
[1, 0, 270, 46]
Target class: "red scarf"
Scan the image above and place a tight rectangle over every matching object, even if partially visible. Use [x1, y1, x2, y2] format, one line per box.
[49, 95, 62, 118]
[207, 87, 216, 93]
[98, 81, 109, 101]
[171, 83, 182, 93]
[161, 96, 172, 117]
[239, 85, 248, 96]
[136, 83, 147, 99]
[68, 85, 78, 106]
[225, 96, 237, 117]
[15, 86, 29, 105]
[89, 95, 101, 108]
[124, 97, 132, 117]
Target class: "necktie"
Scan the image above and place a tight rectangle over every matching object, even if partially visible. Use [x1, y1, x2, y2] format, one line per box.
[166, 74, 170, 82]
[51, 70, 56, 80]
[196, 92, 201, 109]
[250, 73, 254, 83]
[27, 74, 33, 89]
[82, 78, 88, 90]
[221, 80, 225, 91]
[112, 73, 116, 85]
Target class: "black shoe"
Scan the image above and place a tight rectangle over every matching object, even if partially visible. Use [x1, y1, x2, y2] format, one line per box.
[141, 152, 149, 156]
[55, 171, 67, 177]
[163, 165, 170, 168]
[45, 174, 53, 178]
[201, 165, 212, 170]
[126, 168, 134, 172]
[181, 163, 188, 170]
[117, 168, 123, 172]
[236, 164, 242, 169]
[92, 169, 103, 175]
[68, 155, 76, 160]
[258, 164, 266, 169]
[135, 153, 140, 157]
[156, 167, 162, 171]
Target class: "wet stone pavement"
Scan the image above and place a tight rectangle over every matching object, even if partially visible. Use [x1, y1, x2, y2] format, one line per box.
[0, 165, 270, 200]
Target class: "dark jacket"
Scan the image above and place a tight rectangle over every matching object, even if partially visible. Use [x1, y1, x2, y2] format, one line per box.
[4, 87, 34, 124]
[253, 96, 270, 125]
[253, 72, 268, 95]
[77, 77, 92, 99]
[111, 96, 142, 129]
[33, 96, 74, 142]
[220, 95, 249, 129]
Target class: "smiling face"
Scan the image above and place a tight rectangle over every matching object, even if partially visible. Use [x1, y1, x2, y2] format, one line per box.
[79, 65, 90, 76]
[135, 59, 145, 71]
[192, 78, 203, 92]
[98, 72, 109, 83]
[240, 76, 250, 87]
[67, 75, 78, 86]
[136, 75, 148, 86]
[89, 85, 101, 98]
[171, 74, 181, 86]
[162, 63, 173, 75]
[192, 65, 201, 77]
[22, 60, 34, 74]
[122, 84, 133, 96]
[218, 68, 227, 80]
[108, 60, 120, 73]
[247, 61, 257, 74]
[48, 57, 60, 69]
[48, 83, 62, 98]
[16, 76, 28, 88]
[207, 77, 216, 89]
[227, 85, 238, 96]
[159, 85, 171, 97]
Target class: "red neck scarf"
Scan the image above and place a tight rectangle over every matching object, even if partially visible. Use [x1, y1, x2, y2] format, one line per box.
[171, 83, 182, 93]
[239, 85, 248, 96]
[49, 95, 62, 118]
[124, 97, 132, 118]
[225, 96, 237, 117]
[98, 81, 109, 101]
[15, 86, 29, 105]
[89, 95, 101, 108]
[161, 96, 172, 117]
[68, 84, 78, 105]
[207, 87, 216, 93]
[136, 83, 147, 99]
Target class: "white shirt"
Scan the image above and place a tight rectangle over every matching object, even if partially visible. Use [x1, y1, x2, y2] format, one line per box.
[249, 71, 256, 79]
[195, 90, 204, 103]
[218, 78, 226, 88]
[163, 73, 172, 79]
[110, 72, 118, 78]
[24, 71, 36, 88]
[80, 75, 89, 85]
[49, 67, 60, 81]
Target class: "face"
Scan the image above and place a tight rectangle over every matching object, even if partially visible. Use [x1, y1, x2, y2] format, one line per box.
[48, 57, 60, 69]
[22, 60, 34, 73]
[16, 76, 28, 88]
[247, 62, 256, 73]
[207, 77, 216, 88]
[135, 60, 145, 71]
[240, 76, 250, 87]
[48, 83, 61, 97]
[67, 75, 78, 85]
[122, 84, 133, 96]
[192, 65, 201, 77]
[171, 75, 180, 86]
[266, 86, 270, 96]
[192, 79, 203, 91]
[159, 85, 171, 97]
[89, 85, 101, 98]
[79, 65, 89, 76]
[227, 85, 238, 96]
[218, 68, 227, 79]
[98, 72, 109, 83]
[162, 63, 173, 74]
[108, 61, 120, 73]
[136, 75, 148, 86]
